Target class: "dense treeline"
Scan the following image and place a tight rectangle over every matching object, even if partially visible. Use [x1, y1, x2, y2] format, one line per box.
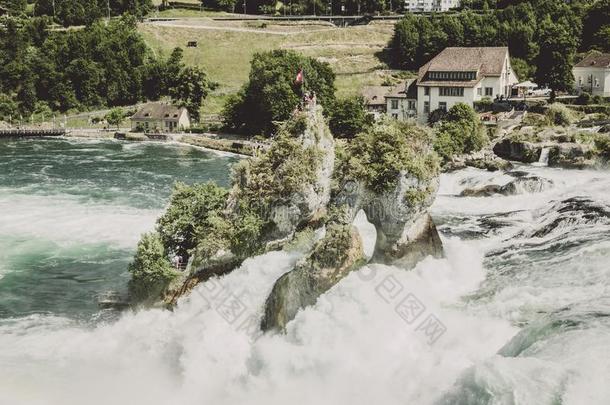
[389, 0, 609, 91]
[0, 15, 212, 121]
[0, 0, 28, 15]
[34, 0, 153, 27]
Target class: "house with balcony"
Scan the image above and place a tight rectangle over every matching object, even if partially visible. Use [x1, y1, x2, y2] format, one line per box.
[573, 53, 610, 97]
[385, 79, 418, 121]
[415, 47, 518, 123]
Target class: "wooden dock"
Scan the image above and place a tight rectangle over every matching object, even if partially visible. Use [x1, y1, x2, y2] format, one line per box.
[0, 129, 67, 138]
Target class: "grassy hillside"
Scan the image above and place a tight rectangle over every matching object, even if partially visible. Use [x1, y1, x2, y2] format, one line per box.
[138, 19, 399, 116]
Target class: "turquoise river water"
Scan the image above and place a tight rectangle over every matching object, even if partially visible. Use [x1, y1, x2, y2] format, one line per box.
[0, 138, 608, 405]
[0, 138, 237, 319]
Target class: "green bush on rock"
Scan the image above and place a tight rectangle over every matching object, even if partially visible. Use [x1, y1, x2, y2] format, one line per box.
[128, 232, 179, 304]
[343, 118, 439, 193]
[233, 116, 324, 204]
[433, 103, 488, 161]
[310, 223, 354, 269]
[545, 103, 575, 126]
[157, 182, 228, 261]
[593, 134, 610, 159]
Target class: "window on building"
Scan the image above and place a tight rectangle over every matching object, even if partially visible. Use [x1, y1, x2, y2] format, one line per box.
[477, 87, 482, 96]
[485, 87, 493, 96]
[578, 76, 582, 86]
[439, 87, 464, 97]
[595, 78, 600, 87]
[424, 87, 430, 96]
[392, 113, 398, 119]
[424, 101, 430, 114]
[439, 102, 447, 112]
[428, 71, 476, 81]
[391, 99, 399, 109]
[408, 100, 416, 110]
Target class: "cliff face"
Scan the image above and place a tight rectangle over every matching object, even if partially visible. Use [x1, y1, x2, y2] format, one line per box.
[166, 106, 335, 304]
[159, 108, 443, 330]
[260, 118, 443, 331]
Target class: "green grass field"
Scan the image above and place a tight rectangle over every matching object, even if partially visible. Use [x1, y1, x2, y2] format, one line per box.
[138, 20, 400, 115]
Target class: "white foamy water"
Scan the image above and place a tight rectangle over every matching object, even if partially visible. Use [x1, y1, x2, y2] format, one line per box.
[1, 161, 609, 404]
[0, 240, 516, 405]
[0, 190, 160, 250]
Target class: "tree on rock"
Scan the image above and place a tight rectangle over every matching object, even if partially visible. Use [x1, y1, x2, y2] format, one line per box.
[221, 49, 335, 136]
[327, 96, 373, 139]
[128, 232, 179, 304]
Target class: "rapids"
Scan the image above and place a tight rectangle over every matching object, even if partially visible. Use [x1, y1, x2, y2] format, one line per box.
[0, 139, 608, 405]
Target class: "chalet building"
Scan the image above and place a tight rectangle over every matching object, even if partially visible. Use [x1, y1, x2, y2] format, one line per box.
[130, 102, 190, 133]
[404, 0, 459, 12]
[573, 53, 610, 97]
[415, 47, 518, 122]
[362, 86, 389, 120]
[385, 79, 418, 121]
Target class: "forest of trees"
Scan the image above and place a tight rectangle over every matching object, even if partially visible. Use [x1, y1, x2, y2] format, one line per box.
[0, 0, 153, 26]
[389, 0, 609, 92]
[0, 15, 212, 121]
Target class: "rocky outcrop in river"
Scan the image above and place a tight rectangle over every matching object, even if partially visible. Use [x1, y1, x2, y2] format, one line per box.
[460, 174, 554, 197]
[492, 125, 610, 169]
[261, 117, 442, 330]
[131, 107, 443, 331]
[261, 223, 365, 332]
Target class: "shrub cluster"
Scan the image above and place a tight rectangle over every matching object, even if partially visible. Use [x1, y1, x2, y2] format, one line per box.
[128, 232, 179, 304]
[343, 118, 439, 193]
[432, 103, 488, 161]
[545, 103, 575, 126]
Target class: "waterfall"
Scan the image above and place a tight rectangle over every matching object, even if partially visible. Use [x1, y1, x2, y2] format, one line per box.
[537, 147, 550, 166]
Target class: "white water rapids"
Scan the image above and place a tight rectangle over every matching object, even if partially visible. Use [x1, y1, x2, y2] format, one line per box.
[1, 163, 609, 405]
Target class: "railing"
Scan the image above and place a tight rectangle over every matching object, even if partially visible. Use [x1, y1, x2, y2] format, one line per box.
[0, 128, 67, 137]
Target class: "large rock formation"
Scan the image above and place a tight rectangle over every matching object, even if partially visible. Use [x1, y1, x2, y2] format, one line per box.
[493, 138, 541, 163]
[165, 106, 336, 304]
[260, 118, 443, 331]
[444, 148, 513, 172]
[331, 174, 442, 267]
[261, 223, 365, 332]
[137, 107, 443, 327]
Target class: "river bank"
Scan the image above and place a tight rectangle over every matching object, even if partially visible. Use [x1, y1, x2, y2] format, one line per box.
[62, 128, 259, 156]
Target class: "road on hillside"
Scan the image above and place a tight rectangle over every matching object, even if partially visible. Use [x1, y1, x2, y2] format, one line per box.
[144, 20, 339, 35]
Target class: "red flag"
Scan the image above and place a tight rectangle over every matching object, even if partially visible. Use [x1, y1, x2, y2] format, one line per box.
[295, 68, 304, 85]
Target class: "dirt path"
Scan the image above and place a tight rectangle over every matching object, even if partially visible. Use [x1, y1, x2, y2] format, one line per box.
[145, 20, 338, 36]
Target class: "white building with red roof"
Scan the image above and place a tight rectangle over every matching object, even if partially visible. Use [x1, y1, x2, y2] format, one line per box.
[415, 47, 519, 122]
